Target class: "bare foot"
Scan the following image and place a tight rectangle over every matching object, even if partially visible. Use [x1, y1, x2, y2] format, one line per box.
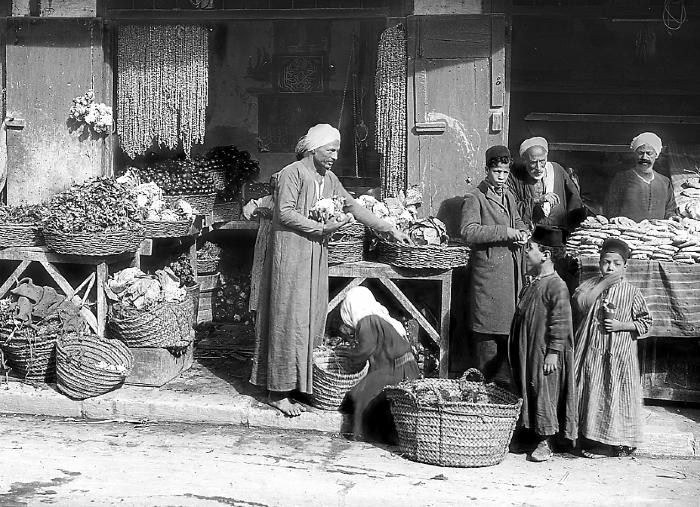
[290, 399, 309, 412]
[268, 393, 303, 417]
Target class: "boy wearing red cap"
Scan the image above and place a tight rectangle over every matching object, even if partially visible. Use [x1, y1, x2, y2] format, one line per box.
[509, 225, 578, 462]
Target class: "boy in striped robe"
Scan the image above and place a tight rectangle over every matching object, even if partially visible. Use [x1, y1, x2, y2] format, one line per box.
[572, 238, 652, 458]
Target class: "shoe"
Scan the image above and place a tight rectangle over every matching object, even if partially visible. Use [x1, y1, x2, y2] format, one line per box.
[529, 439, 553, 462]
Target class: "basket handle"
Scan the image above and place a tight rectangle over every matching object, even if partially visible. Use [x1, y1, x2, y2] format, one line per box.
[461, 368, 485, 384]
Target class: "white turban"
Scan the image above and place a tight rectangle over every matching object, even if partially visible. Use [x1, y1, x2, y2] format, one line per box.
[519, 137, 549, 158]
[295, 124, 341, 154]
[630, 132, 662, 155]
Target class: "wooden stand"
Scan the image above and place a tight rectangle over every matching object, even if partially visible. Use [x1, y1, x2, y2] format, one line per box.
[328, 261, 453, 378]
[0, 247, 134, 337]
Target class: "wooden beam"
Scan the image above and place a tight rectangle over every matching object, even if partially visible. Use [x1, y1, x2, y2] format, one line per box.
[213, 220, 259, 231]
[104, 8, 390, 22]
[512, 82, 700, 97]
[329, 261, 449, 281]
[0, 260, 30, 299]
[377, 277, 440, 345]
[96, 262, 108, 337]
[0, 247, 133, 265]
[526, 113, 700, 125]
[327, 277, 367, 314]
[549, 143, 629, 153]
[38, 261, 99, 335]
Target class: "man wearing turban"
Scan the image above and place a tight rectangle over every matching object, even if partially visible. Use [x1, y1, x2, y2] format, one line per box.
[250, 123, 411, 417]
[604, 132, 677, 221]
[507, 137, 585, 232]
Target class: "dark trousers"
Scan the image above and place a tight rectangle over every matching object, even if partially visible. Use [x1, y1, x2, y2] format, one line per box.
[472, 332, 515, 391]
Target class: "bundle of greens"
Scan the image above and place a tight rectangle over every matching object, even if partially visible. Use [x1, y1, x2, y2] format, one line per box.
[0, 204, 48, 225]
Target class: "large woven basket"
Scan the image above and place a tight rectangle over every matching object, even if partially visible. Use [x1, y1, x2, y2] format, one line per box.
[384, 369, 522, 467]
[206, 168, 227, 191]
[212, 200, 241, 222]
[334, 222, 366, 240]
[0, 224, 44, 248]
[328, 239, 364, 265]
[143, 219, 194, 238]
[0, 325, 56, 382]
[163, 193, 216, 216]
[197, 257, 220, 274]
[106, 297, 194, 348]
[376, 241, 469, 270]
[312, 347, 369, 410]
[56, 333, 133, 400]
[185, 283, 200, 319]
[44, 229, 144, 256]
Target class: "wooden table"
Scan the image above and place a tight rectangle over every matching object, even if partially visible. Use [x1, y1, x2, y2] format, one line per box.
[0, 247, 135, 337]
[328, 261, 453, 378]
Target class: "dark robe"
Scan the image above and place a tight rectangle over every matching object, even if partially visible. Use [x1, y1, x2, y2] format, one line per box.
[341, 315, 420, 443]
[509, 272, 578, 440]
[508, 161, 585, 231]
[604, 168, 677, 221]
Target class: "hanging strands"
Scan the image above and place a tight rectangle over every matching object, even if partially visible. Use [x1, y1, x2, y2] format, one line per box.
[117, 25, 208, 159]
[375, 24, 407, 199]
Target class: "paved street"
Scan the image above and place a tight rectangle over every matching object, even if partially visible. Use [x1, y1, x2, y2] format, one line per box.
[0, 414, 699, 506]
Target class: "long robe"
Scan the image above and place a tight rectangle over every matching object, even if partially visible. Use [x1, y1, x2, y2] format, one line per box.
[250, 161, 391, 394]
[509, 272, 577, 440]
[604, 168, 677, 221]
[573, 278, 652, 447]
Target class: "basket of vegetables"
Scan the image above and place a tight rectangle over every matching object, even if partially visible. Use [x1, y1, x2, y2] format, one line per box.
[169, 254, 200, 319]
[312, 346, 369, 410]
[310, 196, 365, 265]
[43, 177, 144, 256]
[56, 333, 133, 400]
[206, 145, 260, 197]
[384, 369, 522, 468]
[197, 241, 222, 274]
[133, 182, 198, 238]
[0, 204, 48, 248]
[136, 161, 217, 216]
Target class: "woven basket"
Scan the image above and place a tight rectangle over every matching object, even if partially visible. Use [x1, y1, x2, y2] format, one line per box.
[185, 283, 200, 319]
[334, 222, 366, 240]
[328, 239, 364, 265]
[106, 297, 194, 348]
[0, 326, 56, 382]
[197, 257, 220, 274]
[44, 229, 144, 256]
[312, 347, 369, 410]
[56, 333, 133, 400]
[212, 200, 242, 222]
[143, 219, 194, 238]
[0, 224, 44, 248]
[384, 369, 522, 467]
[206, 168, 227, 191]
[163, 193, 216, 216]
[376, 241, 469, 270]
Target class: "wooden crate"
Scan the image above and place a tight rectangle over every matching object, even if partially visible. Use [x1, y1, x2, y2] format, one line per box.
[197, 273, 221, 292]
[197, 288, 217, 324]
[125, 345, 194, 387]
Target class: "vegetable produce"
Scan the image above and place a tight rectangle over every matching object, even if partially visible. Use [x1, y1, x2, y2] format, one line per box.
[0, 204, 48, 225]
[168, 254, 196, 288]
[137, 159, 215, 195]
[213, 273, 254, 325]
[206, 145, 260, 202]
[309, 196, 353, 223]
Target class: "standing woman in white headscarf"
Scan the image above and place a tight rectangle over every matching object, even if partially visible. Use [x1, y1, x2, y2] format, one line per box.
[339, 286, 420, 443]
[250, 124, 411, 417]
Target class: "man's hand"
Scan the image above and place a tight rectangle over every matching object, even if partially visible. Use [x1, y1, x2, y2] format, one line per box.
[388, 228, 413, 245]
[322, 215, 352, 236]
[539, 193, 560, 206]
[604, 318, 626, 333]
[543, 352, 559, 375]
[253, 208, 273, 219]
[507, 227, 528, 244]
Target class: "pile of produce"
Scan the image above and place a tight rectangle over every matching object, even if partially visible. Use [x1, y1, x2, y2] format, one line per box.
[197, 241, 223, 264]
[136, 160, 215, 195]
[0, 204, 49, 225]
[206, 145, 260, 201]
[43, 177, 143, 234]
[566, 215, 700, 264]
[399, 378, 490, 404]
[168, 254, 196, 288]
[105, 267, 186, 317]
[213, 274, 254, 325]
[134, 182, 195, 221]
[309, 196, 353, 223]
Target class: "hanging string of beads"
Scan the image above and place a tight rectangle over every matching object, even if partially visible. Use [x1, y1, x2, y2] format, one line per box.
[117, 24, 209, 159]
[374, 24, 407, 199]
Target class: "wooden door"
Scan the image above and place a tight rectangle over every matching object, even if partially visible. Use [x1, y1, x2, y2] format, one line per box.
[5, 18, 109, 205]
[407, 14, 509, 233]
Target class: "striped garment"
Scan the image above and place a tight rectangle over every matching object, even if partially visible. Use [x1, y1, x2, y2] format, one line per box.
[573, 279, 652, 447]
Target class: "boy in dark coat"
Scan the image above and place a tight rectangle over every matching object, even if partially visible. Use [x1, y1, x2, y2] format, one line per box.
[461, 145, 528, 388]
[509, 225, 578, 462]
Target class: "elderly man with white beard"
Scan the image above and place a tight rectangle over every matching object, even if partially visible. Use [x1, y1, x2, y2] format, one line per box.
[508, 137, 585, 232]
[604, 132, 678, 221]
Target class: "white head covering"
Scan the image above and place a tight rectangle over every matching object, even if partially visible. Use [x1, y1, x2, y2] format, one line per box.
[630, 132, 662, 155]
[340, 286, 406, 338]
[295, 124, 341, 155]
[519, 137, 549, 158]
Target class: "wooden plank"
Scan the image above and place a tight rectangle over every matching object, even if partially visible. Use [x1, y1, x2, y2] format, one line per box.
[96, 262, 108, 337]
[0, 260, 30, 299]
[525, 113, 700, 125]
[327, 277, 367, 314]
[213, 220, 260, 231]
[490, 15, 505, 108]
[105, 8, 390, 21]
[413, 0, 492, 15]
[439, 272, 452, 379]
[377, 277, 440, 345]
[328, 261, 449, 281]
[0, 247, 134, 265]
[38, 261, 99, 335]
[549, 143, 629, 153]
[643, 386, 700, 403]
[511, 81, 700, 97]
[418, 16, 491, 59]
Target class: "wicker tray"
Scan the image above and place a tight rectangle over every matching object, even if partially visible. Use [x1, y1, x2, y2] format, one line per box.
[328, 239, 364, 265]
[107, 297, 194, 348]
[0, 223, 44, 248]
[0, 326, 56, 382]
[56, 333, 133, 400]
[44, 229, 144, 256]
[143, 219, 194, 238]
[376, 241, 469, 270]
[163, 193, 216, 216]
[384, 369, 522, 467]
[312, 347, 369, 410]
[197, 257, 220, 274]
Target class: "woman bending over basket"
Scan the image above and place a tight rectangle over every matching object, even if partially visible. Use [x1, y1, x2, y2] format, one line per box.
[339, 286, 420, 443]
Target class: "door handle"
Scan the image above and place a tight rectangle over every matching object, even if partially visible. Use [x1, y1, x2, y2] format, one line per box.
[4, 117, 26, 129]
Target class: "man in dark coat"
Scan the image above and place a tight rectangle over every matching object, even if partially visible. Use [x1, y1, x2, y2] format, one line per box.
[461, 145, 528, 389]
[508, 137, 585, 232]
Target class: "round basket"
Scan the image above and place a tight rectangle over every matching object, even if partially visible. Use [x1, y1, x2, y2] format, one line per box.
[312, 347, 369, 410]
[163, 193, 216, 216]
[328, 239, 364, 265]
[384, 369, 522, 467]
[0, 224, 44, 248]
[185, 283, 200, 319]
[143, 219, 194, 238]
[106, 297, 194, 348]
[0, 326, 56, 382]
[44, 229, 144, 256]
[212, 200, 242, 222]
[333, 222, 365, 240]
[376, 241, 469, 270]
[206, 168, 227, 191]
[56, 333, 133, 400]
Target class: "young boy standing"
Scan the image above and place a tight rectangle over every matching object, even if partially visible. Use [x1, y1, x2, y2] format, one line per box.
[509, 225, 578, 462]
